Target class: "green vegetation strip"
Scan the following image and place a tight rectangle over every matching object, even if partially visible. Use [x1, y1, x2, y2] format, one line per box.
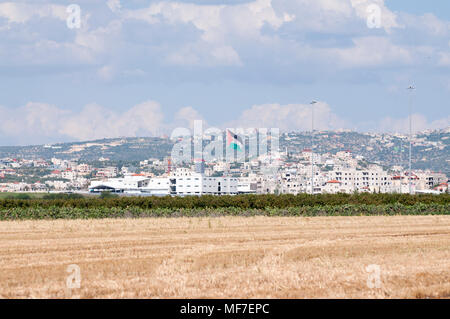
[0, 193, 449, 208]
[0, 194, 448, 220]
[0, 203, 448, 220]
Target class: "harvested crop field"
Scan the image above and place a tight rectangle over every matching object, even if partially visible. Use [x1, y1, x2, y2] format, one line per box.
[0, 215, 449, 299]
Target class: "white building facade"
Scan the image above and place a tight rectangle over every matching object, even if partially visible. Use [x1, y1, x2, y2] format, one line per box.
[88, 168, 238, 196]
[169, 168, 238, 196]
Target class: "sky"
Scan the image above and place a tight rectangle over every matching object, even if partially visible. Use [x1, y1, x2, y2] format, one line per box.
[0, 0, 449, 145]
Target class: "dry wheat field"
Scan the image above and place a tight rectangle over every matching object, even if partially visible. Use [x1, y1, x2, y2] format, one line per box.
[0, 215, 449, 299]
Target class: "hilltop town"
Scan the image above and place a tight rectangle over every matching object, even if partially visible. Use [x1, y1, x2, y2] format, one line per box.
[0, 128, 448, 195]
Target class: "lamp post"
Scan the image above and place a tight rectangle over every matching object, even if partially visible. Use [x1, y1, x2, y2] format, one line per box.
[310, 101, 317, 195]
[407, 86, 415, 195]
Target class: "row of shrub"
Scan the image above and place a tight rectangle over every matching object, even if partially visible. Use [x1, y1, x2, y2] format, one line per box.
[0, 193, 448, 210]
[0, 203, 448, 220]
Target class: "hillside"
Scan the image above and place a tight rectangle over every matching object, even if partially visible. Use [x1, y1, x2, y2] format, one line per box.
[0, 128, 448, 173]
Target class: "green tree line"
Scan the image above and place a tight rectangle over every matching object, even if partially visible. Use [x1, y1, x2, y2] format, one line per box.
[0, 193, 448, 209]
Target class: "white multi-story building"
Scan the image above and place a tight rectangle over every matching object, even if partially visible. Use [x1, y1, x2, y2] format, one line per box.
[76, 164, 92, 175]
[213, 162, 230, 172]
[237, 174, 259, 194]
[169, 168, 238, 196]
[279, 171, 304, 194]
[323, 180, 344, 193]
[62, 169, 76, 181]
[324, 168, 392, 194]
[88, 168, 238, 196]
[140, 178, 170, 196]
[391, 173, 418, 194]
[96, 167, 118, 178]
[89, 175, 170, 195]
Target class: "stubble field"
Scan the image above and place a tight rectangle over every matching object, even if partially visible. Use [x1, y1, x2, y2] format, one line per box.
[0, 215, 449, 299]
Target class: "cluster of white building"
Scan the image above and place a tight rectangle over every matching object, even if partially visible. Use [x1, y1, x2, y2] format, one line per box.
[88, 164, 448, 196]
[1, 149, 448, 195]
[89, 168, 239, 196]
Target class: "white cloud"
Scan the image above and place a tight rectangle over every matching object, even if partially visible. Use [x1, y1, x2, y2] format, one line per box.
[0, 100, 346, 144]
[272, 0, 398, 34]
[97, 65, 116, 81]
[0, 2, 100, 66]
[227, 102, 347, 131]
[438, 51, 450, 66]
[333, 36, 412, 67]
[107, 0, 122, 14]
[211, 45, 242, 66]
[61, 101, 166, 140]
[0, 2, 66, 24]
[401, 12, 450, 38]
[124, 0, 293, 65]
[377, 114, 450, 134]
[174, 106, 206, 130]
[418, 13, 449, 37]
[124, 0, 291, 41]
[1, 100, 448, 145]
[272, 0, 352, 33]
[351, 0, 400, 32]
[0, 0, 447, 71]
[74, 20, 122, 55]
[165, 43, 242, 66]
[0, 101, 166, 143]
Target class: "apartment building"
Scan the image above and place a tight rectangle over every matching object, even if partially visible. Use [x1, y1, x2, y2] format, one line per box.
[76, 164, 92, 175]
[325, 168, 392, 194]
[96, 167, 118, 178]
[279, 171, 305, 194]
[391, 173, 418, 194]
[169, 168, 238, 196]
[61, 169, 76, 181]
[237, 174, 259, 194]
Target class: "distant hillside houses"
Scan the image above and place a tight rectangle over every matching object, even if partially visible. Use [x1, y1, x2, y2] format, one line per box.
[0, 136, 448, 195]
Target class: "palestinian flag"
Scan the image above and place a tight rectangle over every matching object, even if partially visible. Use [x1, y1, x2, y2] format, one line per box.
[227, 129, 243, 151]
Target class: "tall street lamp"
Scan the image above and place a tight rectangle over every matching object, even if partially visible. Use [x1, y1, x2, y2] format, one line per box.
[310, 100, 317, 195]
[407, 85, 415, 195]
